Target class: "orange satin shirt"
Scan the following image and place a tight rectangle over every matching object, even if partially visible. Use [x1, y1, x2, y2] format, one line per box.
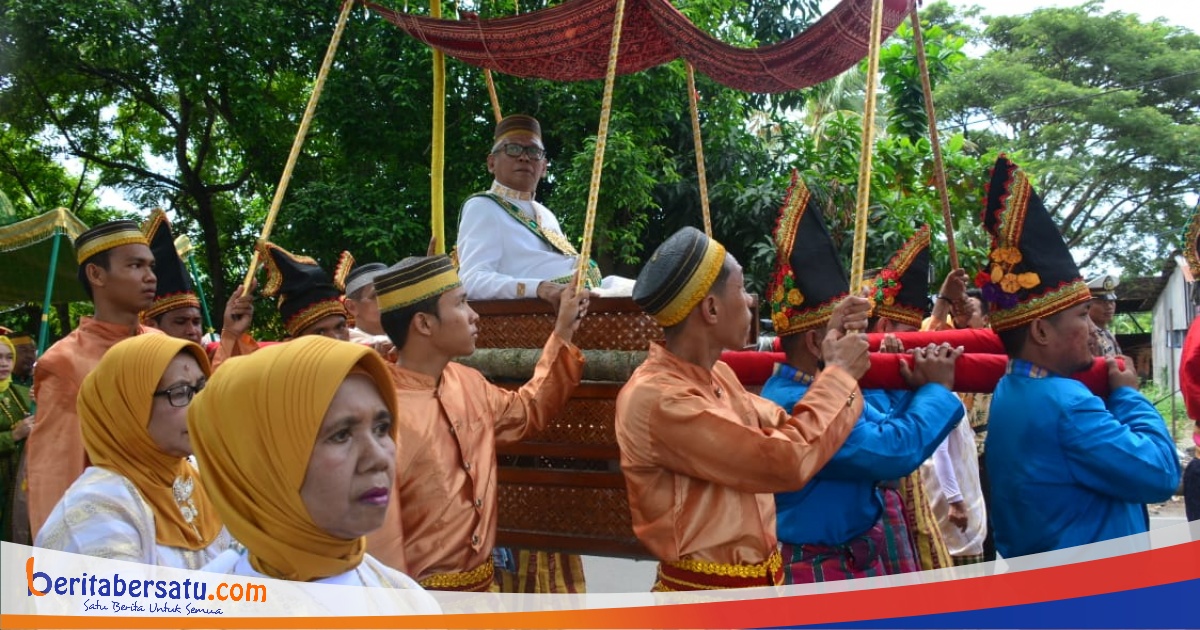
[367, 332, 584, 580]
[25, 318, 162, 537]
[615, 342, 862, 566]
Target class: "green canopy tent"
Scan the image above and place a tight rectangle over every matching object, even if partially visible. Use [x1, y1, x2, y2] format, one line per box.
[0, 207, 90, 354]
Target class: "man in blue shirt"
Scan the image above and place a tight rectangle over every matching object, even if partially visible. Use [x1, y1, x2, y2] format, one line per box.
[980, 156, 1180, 558]
[763, 173, 964, 583]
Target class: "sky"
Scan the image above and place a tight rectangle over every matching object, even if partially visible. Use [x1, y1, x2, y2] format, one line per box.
[819, 0, 1200, 33]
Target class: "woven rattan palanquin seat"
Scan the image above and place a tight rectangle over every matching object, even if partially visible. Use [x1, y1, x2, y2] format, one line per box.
[464, 297, 661, 558]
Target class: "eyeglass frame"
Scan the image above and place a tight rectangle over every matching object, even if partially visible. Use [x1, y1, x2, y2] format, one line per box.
[153, 379, 207, 408]
[494, 142, 546, 161]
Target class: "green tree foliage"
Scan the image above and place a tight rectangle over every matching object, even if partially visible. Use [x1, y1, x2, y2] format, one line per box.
[936, 1, 1200, 276]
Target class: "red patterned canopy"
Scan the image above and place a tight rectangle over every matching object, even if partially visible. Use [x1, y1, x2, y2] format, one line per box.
[369, 0, 912, 93]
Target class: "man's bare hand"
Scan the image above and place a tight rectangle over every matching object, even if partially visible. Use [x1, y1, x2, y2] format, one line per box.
[536, 281, 567, 310]
[948, 500, 969, 532]
[222, 279, 257, 338]
[828, 295, 871, 334]
[899, 343, 963, 390]
[552, 282, 590, 343]
[1107, 355, 1138, 390]
[879, 333, 905, 354]
[822, 328, 869, 380]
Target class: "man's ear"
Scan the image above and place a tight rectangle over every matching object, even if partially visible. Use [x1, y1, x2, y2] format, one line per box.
[85, 262, 106, 291]
[486, 152, 497, 174]
[343, 298, 359, 318]
[412, 312, 437, 338]
[1028, 318, 1052, 348]
[700, 294, 719, 324]
[804, 328, 823, 359]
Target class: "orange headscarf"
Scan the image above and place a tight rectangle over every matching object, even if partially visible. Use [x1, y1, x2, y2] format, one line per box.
[78, 334, 221, 550]
[188, 336, 399, 582]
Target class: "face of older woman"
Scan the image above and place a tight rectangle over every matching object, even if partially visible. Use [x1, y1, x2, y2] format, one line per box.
[300, 374, 396, 540]
[0, 344, 13, 381]
[147, 351, 204, 458]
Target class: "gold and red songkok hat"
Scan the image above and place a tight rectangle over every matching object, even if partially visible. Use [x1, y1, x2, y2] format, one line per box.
[767, 171, 849, 336]
[259, 241, 353, 337]
[976, 155, 1090, 332]
[869, 225, 932, 329]
[141, 209, 201, 320]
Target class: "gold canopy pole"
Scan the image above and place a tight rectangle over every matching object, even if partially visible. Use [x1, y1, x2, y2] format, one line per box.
[574, 0, 627, 291]
[848, 0, 886, 293]
[242, 0, 356, 292]
[430, 0, 448, 254]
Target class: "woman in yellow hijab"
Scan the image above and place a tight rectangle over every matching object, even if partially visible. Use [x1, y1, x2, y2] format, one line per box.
[191, 336, 437, 610]
[35, 334, 230, 568]
[1, 335, 34, 542]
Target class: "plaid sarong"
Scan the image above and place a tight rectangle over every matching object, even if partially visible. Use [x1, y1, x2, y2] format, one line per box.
[781, 521, 888, 584]
[878, 486, 920, 574]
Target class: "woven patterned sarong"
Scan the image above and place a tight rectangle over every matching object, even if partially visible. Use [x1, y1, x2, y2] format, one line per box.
[899, 469, 953, 571]
[879, 486, 919, 575]
[495, 549, 587, 593]
[781, 521, 888, 584]
[368, 0, 910, 93]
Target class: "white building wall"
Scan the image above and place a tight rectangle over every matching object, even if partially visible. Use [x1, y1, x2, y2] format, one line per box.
[1152, 258, 1193, 391]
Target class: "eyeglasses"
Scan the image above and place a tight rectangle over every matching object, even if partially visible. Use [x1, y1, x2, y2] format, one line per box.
[496, 143, 545, 161]
[153, 380, 206, 408]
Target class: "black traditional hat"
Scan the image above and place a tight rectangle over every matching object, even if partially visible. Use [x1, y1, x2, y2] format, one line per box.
[74, 219, 148, 265]
[141, 209, 200, 320]
[768, 171, 849, 336]
[374, 256, 461, 313]
[632, 226, 728, 327]
[869, 225, 931, 329]
[345, 262, 388, 298]
[975, 155, 1090, 332]
[259, 241, 353, 337]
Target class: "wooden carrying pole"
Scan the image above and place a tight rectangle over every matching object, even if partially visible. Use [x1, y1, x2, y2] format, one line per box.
[686, 64, 713, 237]
[574, 0, 628, 291]
[909, 9, 959, 268]
[241, 0, 356, 292]
[848, 0, 886, 292]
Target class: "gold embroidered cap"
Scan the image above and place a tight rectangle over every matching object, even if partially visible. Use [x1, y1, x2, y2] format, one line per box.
[976, 155, 1090, 332]
[74, 219, 149, 265]
[141, 209, 201, 320]
[374, 255, 462, 313]
[259, 241, 353, 337]
[768, 171, 849, 336]
[632, 226, 727, 327]
[494, 114, 543, 145]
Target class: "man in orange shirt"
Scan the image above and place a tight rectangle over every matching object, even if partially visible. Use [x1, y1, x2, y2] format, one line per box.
[25, 219, 160, 537]
[366, 255, 590, 592]
[616, 226, 870, 590]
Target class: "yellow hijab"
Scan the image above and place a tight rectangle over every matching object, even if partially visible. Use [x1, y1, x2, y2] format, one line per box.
[0, 336, 14, 393]
[188, 336, 399, 582]
[78, 334, 221, 550]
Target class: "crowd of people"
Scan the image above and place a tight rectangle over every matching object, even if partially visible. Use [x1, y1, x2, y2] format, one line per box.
[0, 115, 1193, 602]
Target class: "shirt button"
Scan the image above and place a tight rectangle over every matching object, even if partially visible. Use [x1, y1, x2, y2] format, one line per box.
[471, 534, 480, 545]
[464, 462, 472, 471]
